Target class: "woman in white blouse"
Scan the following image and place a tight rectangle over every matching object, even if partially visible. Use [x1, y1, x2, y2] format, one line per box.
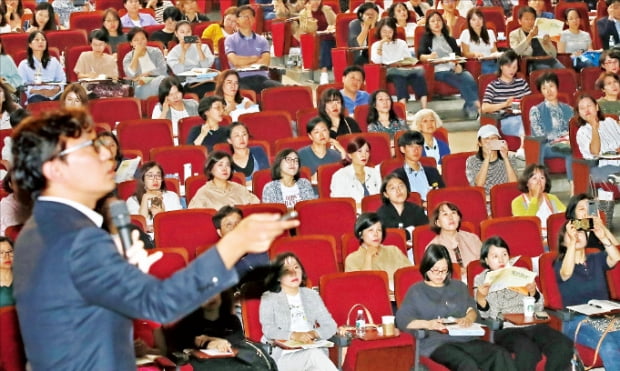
[575, 93, 620, 184]
[17, 31, 66, 103]
[459, 8, 498, 75]
[330, 137, 381, 209]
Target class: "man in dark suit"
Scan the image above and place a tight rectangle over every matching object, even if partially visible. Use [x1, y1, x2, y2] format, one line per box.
[597, 0, 620, 50]
[393, 130, 445, 207]
[9, 109, 297, 370]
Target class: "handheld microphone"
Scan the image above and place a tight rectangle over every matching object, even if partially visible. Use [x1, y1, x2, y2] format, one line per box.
[109, 200, 132, 258]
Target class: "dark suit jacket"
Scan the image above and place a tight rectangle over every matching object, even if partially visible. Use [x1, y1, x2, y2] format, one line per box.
[393, 165, 445, 196]
[14, 200, 238, 370]
[597, 17, 620, 50]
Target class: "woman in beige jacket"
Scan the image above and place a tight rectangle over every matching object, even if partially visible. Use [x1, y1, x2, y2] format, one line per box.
[298, 0, 336, 84]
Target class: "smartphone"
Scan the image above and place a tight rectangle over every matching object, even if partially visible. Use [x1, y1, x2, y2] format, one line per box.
[587, 200, 598, 217]
[488, 139, 506, 151]
[279, 211, 298, 221]
[23, 19, 30, 30]
[534, 311, 549, 320]
[184, 35, 199, 43]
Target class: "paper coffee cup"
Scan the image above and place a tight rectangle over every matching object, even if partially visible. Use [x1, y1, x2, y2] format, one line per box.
[382, 315, 395, 336]
[523, 296, 535, 320]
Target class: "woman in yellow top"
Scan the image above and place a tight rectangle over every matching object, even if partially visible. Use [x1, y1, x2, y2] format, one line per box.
[511, 164, 565, 239]
[201, 6, 237, 55]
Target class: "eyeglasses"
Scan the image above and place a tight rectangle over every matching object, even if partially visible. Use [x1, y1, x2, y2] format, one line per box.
[605, 59, 619, 65]
[429, 268, 449, 275]
[144, 173, 163, 180]
[0, 250, 14, 257]
[55, 138, 108, 159]
[284, 157, 299, 164]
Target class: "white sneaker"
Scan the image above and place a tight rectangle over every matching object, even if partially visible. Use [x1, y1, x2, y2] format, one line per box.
[319, 72, 329, 85]
[515, 148, 525, 160]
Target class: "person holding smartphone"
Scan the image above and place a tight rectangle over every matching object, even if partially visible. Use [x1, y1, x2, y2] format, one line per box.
[466, 125, 518, 195]
[564, 193, 618, 251]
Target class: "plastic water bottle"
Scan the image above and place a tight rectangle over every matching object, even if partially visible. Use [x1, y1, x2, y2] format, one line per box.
[610, 35, 615, 49]
[355, 309, 366, 337]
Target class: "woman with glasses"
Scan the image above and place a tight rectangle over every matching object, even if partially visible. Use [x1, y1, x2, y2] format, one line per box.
[262, 149, 316, 209]
[317, 88, 361, 139]
[474, 236, 573, 371]
[101, 8, 127, 54]
[0, 236, 14, 307]
[396, 244, 517, 370]
[126, 161, 182, 233]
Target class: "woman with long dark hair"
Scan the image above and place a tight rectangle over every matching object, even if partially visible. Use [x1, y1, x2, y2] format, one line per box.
[367, 89, 407, 140]
[317, 88, 361, 139]
[459, 8, 498, 75]
[27, 2, 58, 32]
[17, 31, 65, 103]
[214, 69, 259, 121]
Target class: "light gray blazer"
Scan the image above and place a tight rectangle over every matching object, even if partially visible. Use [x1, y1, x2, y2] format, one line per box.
[259, 288, 337, 359]
[122, 46, 168, 77]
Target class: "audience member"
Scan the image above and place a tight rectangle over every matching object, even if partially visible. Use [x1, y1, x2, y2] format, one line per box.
[151, 76, 198, 140]
[0, 236, 14, 307]
[101, 8, 127, 54]
[59, 83, 88, 109]
[27, 2, 59, 32]
[188, 151, 260, 210]
[527, 0, 553, 18]
[121, 0, 158, 28]
[340, 65, 369, 116]
[389, 2, 417, 43]
[149, 6, 182, 47]
[459, 8, 499, 75]
[596, 0, 620, 50]
[0, 81, 18, 129]
[596, 72, 620, 115]
[440, 0, 466, 38]
[188, 95, 227, 151]
[318, 88, 361, 139]
[298, 116, 346, 181]
[404, 0, 430, 24]
[0, 176, 30, 237]
[143, 0, 174, 23]
[299, 0, 336, 84]
[177, 0, 209, 23]
[394, 130, 444, 203]
[0, 0, 31, 32]
[123, 27, 167, 99]
[348, 2, 379, 65]
[0, 38, 22, 91]
[201, 6, 237, 56]
[565, 193, 618, 250]
[74, 29, 119, 80]
[214, 69, 259, 121]
[262, 149, 316, 208]
[96, 131, 124, 171]
[396, 244, 517, 371]
[367, 89, 408, 140]
[409, 109, 450, 164]
[466, 125, 518, 195]
[227, 121, 269, 185]
[17, 31, 65, 104]
[558, 8, 594, 70]
[600, 48, 620, 74]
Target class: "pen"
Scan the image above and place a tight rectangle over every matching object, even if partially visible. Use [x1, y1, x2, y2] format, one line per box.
[588, 303, 603, 309]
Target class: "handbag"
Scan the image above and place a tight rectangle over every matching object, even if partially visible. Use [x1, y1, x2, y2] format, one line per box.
[339, 303, 376, 332]
[572, 315, 618, 370]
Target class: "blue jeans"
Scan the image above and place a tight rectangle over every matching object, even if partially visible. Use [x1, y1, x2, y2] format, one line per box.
[435, 69, 478, 110]
[481, 60, 498, 75]
[529, 58, 565, 71]
[319, 38, 335, 69]
[500, 115, 524, 136]
[564, 315, 620, 370]
[540, 142, 573, 180]
[386, 67, 428, 101]
[590, 164, 620, 183]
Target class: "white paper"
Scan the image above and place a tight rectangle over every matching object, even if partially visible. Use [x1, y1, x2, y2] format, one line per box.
[534, 18, 564, 38]
[567, 300, 620, 315]
[115, 156, 141, 183]
[446, 322, 485, 336]
[200, 348, 234, 356]
[483, 266, 537, 293]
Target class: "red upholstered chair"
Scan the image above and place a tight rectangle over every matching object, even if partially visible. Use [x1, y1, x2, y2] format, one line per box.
[26, 100, 61, 117]
[538, 252, 604, 368]
[96, 0, 123, 10]
[149, 145, 207, 184]
[320, 271, 414, 371]
[427, 187, 487, 232]
[184, 174, 207, 204]
[239, 282, 266, 343]
[218, 37, 230, 70]
[238, 203, 287, 217]
[177, 116, 203, 145]
[238, 111, 294, 154]
[90, 97, 142, 130]
[479, 6, 506, 33]
[316, 162, 344, 198]
[296, 107, 319, 136]
[274, 136, 312, 154]
[361, 192, 422, 212]
[70, 10, 105, 33]
[147, 247, 189, 279]
[489, 182, 520, 218]
[336, 132, 391, 166]
[295, 198, 357, 267]
[153, 209, 219, 260]
[480, 216, 544, 258]
[270, 234, 340, 286]
[440, 151, 474, 186]
[261, 86, 313, 122]
[546, 212, 566, 253]
[46, 29, 88, 55]
[0, 33, 30, 57]
[116, 119, 173, 162]
[580, 67, 603, 91]
[0, 306, 27, 371]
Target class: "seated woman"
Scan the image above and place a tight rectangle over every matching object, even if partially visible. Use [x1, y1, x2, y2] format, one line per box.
[149, 7, 181, 47]
[27, 3, 59, 32]
[151, 76, 198, 142]
[466, 125, 518, 195]
[176, 0, 209, 23]
[596, 72, 620, 116]
[0, 81, 18, 129]
[348, 2, 379, 65]
[126, 161, 182, 233]
[167, 20, 215, 97]
[188, 151, 260, 210]
[17, 31, 65, 104]
[529, 72, 574, 185]
[0, 236, 14, 307]
[481, 49, 531, 158]
[201, 6, 237, 58]
[122, 27, 167, 99]
[1, 0, 32, 32]
[143, 0, 174, 24]
[459, 8, 499, 75]
[575, 93, 620, 184]
[187, 95, 227, 152]
[262, 149, 316, 209]
[404, 0, 430, 25]
[214, 69, 259, 121]
[565, 193, 618, 250]
[59, 83, 88, 109]
[298, 116, 346, 182]
[410, 108, 450, 164]
[298, 0, 336, 85]
[474, 236, 573, 371]
[389, 2, 418, 47]
[558, 8, 594, 71]
[260, 252, 338, 371]
[101, 8, 127, 54]
[318, 88, 361, 139]
[74, 29, 119, 80]
[345, 212, 412, 297]
[428, 201, 482, 276]
[227, 122, 269, 186]
[367, 89, 408, 140]
[330, 137, 382, 208]
[0, 38, 22, 91]
[376, 173, 428, 242]
[555, 220, 620, 370]
[440, 0, 467, 38]
[511, 164, 565, 239]
[370, 18, 428, 109]
[417, 10, 479, 120]
[396, 244, 517, 370]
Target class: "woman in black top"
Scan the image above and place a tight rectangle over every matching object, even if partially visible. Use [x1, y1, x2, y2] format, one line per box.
[377, 172, 428, 241]
[318, 88, 361, 139]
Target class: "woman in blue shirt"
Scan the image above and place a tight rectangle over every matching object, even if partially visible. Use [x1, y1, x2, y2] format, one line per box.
[17, 31, 65, 103]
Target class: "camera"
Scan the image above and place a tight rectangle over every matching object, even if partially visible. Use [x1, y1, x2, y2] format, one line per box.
[572, 218, 594, 231]
[184, 35, 199, 43]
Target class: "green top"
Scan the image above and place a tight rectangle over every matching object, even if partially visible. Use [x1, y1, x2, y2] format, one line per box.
[0, 285, 14, 307]
[597, 98, 620, 116]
